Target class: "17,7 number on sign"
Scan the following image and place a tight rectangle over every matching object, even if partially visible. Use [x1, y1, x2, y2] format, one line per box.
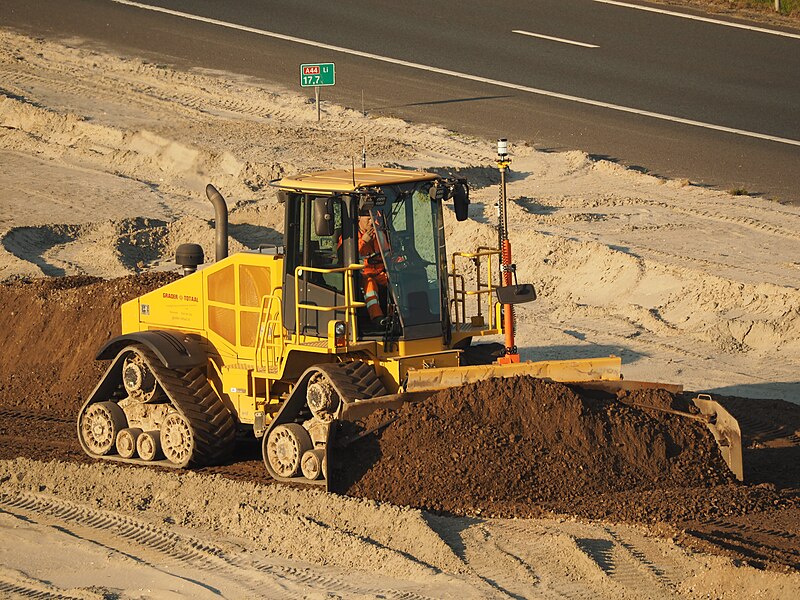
[300, 63, 335, 87]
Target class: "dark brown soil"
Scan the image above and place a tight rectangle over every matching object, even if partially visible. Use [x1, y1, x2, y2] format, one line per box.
[335, 379, 793, 517]
[0, 275, 798, 571]
[0, 273, 177, 418]
[335, 379, 800, 570]
[336, 378, 733, 509]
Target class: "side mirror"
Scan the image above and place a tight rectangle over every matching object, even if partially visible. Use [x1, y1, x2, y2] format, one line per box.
[313, 197, 335, 237]
[453, 182, 470, 222]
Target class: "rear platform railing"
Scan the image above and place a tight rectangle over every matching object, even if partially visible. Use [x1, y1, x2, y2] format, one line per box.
[449, 247, 500, 328]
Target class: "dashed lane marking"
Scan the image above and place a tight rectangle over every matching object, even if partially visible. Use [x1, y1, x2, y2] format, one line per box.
[513, 30, 599, 48]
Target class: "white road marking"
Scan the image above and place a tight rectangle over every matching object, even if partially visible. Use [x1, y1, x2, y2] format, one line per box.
[110, 0, 800, 148]
[592, 0, 800, 40]
[513, 30, 599, 48]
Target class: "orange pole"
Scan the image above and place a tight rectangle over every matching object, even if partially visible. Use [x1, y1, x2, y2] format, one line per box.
[498, 239, 519, 364]
[496, 145, 519, 365]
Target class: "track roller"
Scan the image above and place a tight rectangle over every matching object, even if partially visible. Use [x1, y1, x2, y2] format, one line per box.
[301, 449, 326, 480]
[116, 427, 143, 459]
[265, 423, 313, 478]
[137, 431, 162, 461]
[160, 412, 195, 467]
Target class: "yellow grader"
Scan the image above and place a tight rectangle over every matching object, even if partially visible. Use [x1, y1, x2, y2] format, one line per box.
[77, 166, 743, 487]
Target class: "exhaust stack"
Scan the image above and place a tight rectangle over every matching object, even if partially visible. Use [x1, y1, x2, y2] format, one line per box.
[205, 184, 228, 261]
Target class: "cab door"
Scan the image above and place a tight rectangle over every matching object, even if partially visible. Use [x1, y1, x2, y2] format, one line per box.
[282, 193, 350, 337]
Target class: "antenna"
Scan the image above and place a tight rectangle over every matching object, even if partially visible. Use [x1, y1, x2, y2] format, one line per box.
[352, 156, 356, 188]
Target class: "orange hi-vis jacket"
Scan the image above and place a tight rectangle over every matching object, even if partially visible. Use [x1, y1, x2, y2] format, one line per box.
[358, 228, 386, 277]
[358, 228, 388, 319]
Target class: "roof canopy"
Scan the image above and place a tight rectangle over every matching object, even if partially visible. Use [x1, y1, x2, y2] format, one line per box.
[272, 167, 438, 193]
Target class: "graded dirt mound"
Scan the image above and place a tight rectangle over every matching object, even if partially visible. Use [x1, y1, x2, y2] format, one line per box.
[337, 378, 797, 526]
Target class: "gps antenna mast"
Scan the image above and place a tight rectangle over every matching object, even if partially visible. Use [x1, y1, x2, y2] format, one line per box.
[496, 138, 519, 364]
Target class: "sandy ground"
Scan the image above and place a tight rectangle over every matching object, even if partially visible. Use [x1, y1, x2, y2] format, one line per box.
[1, 28, 799, 598]
[1, 458, 798, 600]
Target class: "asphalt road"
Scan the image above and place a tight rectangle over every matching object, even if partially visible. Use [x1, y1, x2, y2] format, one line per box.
[3, 0, 800, 202]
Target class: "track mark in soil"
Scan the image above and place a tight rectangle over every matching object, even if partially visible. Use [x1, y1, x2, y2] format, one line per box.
[486, 521, 606, 600]
[0, 493, 439, 600]
[634, 246, 784, 284]
[685, 517, 800, 570]
[0, 409, 72, 424]
[453, 522, 542, 599]
[737, 413, 800, 446]
[576, 195, 800, 243]
[604, 526, 682, 590]
[669, 205, 800, 242]
[575, 534, 674, 599]
[0, 579, 88, 600]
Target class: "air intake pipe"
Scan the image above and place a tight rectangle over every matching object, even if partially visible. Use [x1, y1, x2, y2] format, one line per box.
[205, 184, 228, 261]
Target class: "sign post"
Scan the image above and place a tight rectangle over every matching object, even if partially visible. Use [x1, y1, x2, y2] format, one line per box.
[300, 63, 335, 122]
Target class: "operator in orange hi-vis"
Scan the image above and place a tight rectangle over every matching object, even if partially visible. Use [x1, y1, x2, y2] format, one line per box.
[357, 209, 388, 323]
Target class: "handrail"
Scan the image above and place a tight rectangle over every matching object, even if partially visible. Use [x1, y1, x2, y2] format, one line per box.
[293, 263, 366, 345]
[452, 249, 501, 259]
[450, 248, 500, 327]
[450, 273, 466, 324]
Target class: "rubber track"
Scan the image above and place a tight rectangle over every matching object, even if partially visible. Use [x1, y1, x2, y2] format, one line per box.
[315, 361, 388, 404]
[79, 346, 236, 467]
[262, 361, 389, 486]
[139, 346, 236, 466]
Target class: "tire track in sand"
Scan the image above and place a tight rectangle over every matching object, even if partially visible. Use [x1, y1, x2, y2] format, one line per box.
[485, 519, 687, 599]
[0, 493, 440, 600]
[0, 579, 90, 600]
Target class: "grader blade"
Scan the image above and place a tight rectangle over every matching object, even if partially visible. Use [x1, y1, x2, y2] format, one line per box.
[403, 355, 623, 393]
[692, 394, 744, 481]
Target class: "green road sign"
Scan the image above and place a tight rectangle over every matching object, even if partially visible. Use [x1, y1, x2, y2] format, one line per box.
[300, 63, 335, 87]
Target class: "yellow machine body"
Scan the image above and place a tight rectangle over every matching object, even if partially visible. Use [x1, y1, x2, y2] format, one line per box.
[80, 168, 751, 491]
[119, 169, 621, 434]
